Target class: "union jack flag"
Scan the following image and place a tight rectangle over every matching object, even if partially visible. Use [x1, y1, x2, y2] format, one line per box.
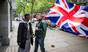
[47, 0, 88, 37]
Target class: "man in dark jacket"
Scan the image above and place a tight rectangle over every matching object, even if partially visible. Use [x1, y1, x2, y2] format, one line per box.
[17, 14, 33, 52]
[34, 14, 48, 52]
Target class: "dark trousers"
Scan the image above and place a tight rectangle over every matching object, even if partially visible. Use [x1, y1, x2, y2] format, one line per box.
[34, 37, 45, 52]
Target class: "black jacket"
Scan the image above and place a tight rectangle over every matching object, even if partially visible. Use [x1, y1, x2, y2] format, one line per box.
[17, 22, 33, 49]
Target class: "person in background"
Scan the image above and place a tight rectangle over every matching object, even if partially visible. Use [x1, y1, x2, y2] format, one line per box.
[34, 13, 48, 52]
[17, 14, 33, 52]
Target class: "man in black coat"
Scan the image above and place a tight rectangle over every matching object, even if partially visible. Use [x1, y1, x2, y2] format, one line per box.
[17, 14, 33, 52]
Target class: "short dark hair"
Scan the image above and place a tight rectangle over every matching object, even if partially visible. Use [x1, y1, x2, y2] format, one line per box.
[24, 14, 30, 17]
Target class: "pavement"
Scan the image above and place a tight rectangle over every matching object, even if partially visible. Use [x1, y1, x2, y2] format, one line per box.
[1, 21, 88, 52]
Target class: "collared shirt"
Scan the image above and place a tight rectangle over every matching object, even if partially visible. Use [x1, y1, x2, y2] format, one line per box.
[21, 20, 31, 40]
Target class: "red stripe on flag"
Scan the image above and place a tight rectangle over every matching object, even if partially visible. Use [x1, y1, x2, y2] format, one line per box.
[70, 23, 78, 32]
[62, 0, 68, 8]
[49, 12, 57, 14]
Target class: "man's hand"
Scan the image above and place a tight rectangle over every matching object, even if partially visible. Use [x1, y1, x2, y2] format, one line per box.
[35, 27, 39, 30]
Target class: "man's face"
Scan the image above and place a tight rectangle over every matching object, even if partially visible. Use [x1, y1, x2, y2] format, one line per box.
[25, 15, 30, 21]
[36, 15, 42, 20]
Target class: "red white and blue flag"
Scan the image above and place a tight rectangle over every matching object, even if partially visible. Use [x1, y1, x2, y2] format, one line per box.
[47, 0, 88, 37]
